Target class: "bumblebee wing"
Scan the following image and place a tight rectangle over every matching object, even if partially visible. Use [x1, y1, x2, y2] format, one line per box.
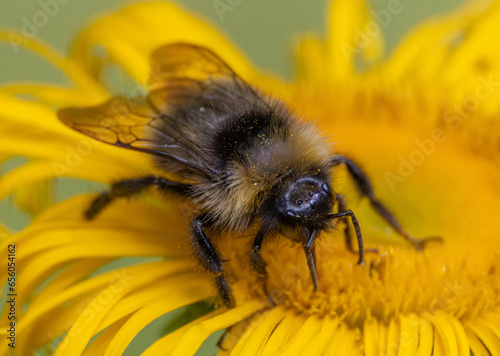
[58, 44, 263, 177]
[57, 95, 214, 176]
[145, 43, 268, 153]
[147, 43, 264, 114]
[148, 43, 247, 90]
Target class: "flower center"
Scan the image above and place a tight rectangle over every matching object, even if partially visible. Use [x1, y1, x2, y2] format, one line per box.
[223, 235, 500, 328]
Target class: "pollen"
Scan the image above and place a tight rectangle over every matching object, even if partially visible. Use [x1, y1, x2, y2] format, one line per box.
[218, 235, 500, 354]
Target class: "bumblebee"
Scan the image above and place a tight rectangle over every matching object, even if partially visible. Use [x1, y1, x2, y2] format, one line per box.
[58, 43, 440, 307]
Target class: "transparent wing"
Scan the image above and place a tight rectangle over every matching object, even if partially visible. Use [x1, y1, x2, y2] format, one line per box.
[148, 43, 244, 89]
[57, 44, 262, 177]
[57, 94, 214, 175]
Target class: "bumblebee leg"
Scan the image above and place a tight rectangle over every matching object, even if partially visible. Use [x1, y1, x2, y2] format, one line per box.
[249, 227, 274, 304]
[330, 155, 442, 249]
[337, 194, 378, 256]
[85, 176, 190, 220]
[192, 215, 234, 308]
[335, 194, 353, 252]
[303, 229, 318, 291]
[329, 210, 364, 265]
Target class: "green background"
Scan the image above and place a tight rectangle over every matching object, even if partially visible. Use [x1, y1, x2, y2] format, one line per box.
[1, 0, 465, 83]
[0, 0, 464, 355]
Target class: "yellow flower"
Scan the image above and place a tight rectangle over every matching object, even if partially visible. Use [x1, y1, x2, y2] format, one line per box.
[1, 0, 500, 355]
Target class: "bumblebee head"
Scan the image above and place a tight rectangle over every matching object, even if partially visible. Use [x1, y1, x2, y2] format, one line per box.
[276, 175, 334, 223]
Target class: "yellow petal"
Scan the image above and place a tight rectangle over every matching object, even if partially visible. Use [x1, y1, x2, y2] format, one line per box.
[0, 94, 151, 175]
[52, 286, 129, 355]
[302, 316, 341, 355]
[169, 301, 268, 356]
[70, 1, 271, 88]
[0, 83, 99, 107]
[363, 316, 379, 356]
[382, 0, 491, 82]
[377, 322, 389, 356]
[275, 315, 324, 356]
[50, 262, 193, 355]
[227, 307, 284, 355]
[13, 179, 53, 216]
[0, 31, 105, 98]
[416, 318, 433, 356]
[260, 312, 308, 355]
[327, 0, 384, 82]
[465, 326, 491, 356]
[30, 258, 111, 309]
[141, 309, 224, 356]
[98, 275, 208, 332]
[294, 36, 328, 90]
[324, 323, 362, 356]
[469, 315, 500, 353]
[103, 277, 211, 355]
[426, 313, 459, 356]
[445, 314, 470, 356]
[82, 318, 129, 356]
[398, 314, 419, 356]
[19, 261, 185, 334]
[432, 327, 446, 356]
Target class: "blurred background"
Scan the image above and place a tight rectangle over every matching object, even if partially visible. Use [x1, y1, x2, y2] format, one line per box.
[0, 0, 465, 354]
[1, 0, 465, 83]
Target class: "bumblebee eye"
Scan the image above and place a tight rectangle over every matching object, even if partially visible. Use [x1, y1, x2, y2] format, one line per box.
[278, 176, 333, 220]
